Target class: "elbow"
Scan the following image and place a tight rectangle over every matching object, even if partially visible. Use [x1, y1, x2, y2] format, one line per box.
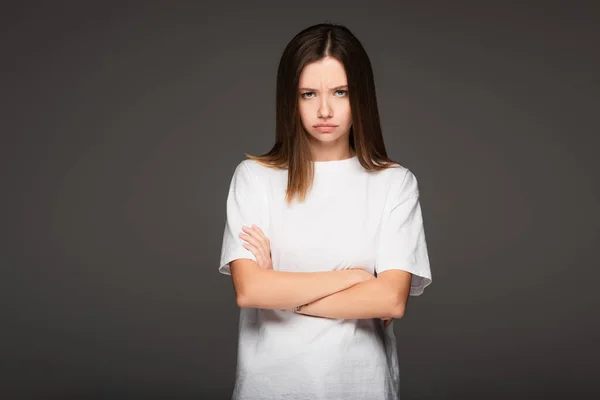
[230, 259, 260, 308]
[235, 281, 265, 309]
[390, 300, 406, 319]
[377, 271, 411, 319]
[236, 293, 251, 308]
[386, 283, 409, 318]
[235, 286, 256, 308]
[235, 284, 260, 308]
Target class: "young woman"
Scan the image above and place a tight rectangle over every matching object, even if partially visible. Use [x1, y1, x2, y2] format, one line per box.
[218, 22, 432, 400]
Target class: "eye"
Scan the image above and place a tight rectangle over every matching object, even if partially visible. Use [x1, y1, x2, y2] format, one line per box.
[335, 90, 348, 97]
[301, 92, 315, 99]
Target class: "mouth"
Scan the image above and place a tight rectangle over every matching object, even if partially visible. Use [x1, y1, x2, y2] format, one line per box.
[314, 125, 337, 133]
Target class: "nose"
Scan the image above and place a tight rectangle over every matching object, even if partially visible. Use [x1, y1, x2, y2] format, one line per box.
[317, 96, 333, 118]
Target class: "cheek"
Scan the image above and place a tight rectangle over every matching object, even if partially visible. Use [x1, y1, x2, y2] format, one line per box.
[341, 104, 352, 124]
[297, 102, 311, 122]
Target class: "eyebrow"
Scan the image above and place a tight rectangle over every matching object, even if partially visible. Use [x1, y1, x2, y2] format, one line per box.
[298, 85, 348, 91]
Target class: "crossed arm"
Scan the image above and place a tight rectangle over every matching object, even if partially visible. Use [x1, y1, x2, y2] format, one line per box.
[295, 269, 411, 319]
[230, 225, 412, 320]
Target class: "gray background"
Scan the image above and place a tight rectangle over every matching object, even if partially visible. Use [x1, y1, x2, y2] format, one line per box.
[1, 1, 598, 399]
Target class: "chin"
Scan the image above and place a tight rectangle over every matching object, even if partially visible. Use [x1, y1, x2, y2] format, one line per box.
[308, 131, 345, 142]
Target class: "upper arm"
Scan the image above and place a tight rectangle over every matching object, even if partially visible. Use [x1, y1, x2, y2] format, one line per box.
[218, 161, 265, 275]
[375, 169, 432, 297]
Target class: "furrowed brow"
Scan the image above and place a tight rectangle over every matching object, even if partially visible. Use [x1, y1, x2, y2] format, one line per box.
[298, 85, 348, 91]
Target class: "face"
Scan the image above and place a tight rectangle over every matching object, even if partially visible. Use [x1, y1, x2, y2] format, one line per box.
[297, 57, 353, 154]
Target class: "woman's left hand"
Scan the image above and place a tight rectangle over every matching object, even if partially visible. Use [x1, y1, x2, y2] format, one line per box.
[239, 224, 273, 270]
[381, 317, 393, 328]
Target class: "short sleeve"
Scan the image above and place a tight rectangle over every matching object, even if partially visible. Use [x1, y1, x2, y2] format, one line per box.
[375, 169, 432, 296]
[218, 161, 264, 275]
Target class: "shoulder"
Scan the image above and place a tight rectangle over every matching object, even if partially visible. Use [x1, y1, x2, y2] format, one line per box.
[372, 163, 416, 186]
[236, 158, 281, 180]
[372, 163, 420, 199]
[228, 158, 280, 191]
[227, 159, 256, 192]
[231, 158, 269, 177]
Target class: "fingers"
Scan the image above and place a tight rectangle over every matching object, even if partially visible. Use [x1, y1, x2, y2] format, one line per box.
[252, 225, 270, 246]
[242, 225, 269, 248]
[242, 241, 265, 266]
[240, 225, 270, 251]
[241, 240, 257, 253]
[240, 225, 270, 265]
[241, 236, 266, 260]
[240, 230, 263, 249]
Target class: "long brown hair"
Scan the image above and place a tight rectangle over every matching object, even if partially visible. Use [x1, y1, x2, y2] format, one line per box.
[246, 23, 400, 204]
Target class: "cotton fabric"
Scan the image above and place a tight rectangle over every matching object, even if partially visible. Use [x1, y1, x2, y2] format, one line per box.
[219, 155, 432, 399]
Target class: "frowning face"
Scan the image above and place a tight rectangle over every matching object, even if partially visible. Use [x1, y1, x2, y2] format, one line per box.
[297, 57, 353, 154]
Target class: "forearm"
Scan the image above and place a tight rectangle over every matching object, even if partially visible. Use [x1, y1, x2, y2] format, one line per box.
[297, 277, 403, 319]
[235, 263, 363, 311]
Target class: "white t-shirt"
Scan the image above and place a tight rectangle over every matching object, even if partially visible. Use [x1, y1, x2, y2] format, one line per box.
[219, 155, 432, 400]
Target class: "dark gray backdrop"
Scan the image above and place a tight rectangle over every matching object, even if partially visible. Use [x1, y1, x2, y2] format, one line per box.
[1, 1, 598, 399]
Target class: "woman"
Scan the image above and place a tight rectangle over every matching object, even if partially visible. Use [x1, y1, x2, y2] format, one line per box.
[218, 22, 432, 400]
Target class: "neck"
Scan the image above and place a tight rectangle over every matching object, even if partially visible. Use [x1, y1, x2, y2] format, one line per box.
[308, 141, 354, 162]
[311, 149, 354, 162]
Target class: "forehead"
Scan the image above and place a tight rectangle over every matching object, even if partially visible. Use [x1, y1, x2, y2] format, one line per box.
[298, 57, 347, 86]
